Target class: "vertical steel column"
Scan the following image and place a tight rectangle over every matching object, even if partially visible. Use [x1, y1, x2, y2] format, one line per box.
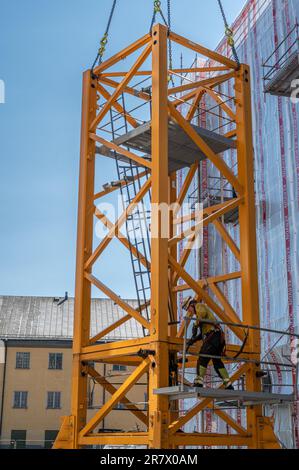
[169, 171, 179, 448]
[235, 64, 262, 448]
[71, 71, 97, 448]
[148, 23, 170, 449]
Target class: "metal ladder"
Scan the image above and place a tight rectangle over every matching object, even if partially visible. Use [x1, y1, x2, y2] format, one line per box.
[110, 96, 151, 335]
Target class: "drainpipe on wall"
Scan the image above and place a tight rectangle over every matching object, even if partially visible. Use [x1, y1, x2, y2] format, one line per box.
[0, 339, 7, 437]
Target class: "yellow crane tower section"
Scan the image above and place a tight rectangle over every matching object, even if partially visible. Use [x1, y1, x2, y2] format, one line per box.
[54, 23, 281, 449]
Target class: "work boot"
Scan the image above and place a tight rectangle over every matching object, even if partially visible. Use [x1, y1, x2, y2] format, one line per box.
[193, 376, 204, 388]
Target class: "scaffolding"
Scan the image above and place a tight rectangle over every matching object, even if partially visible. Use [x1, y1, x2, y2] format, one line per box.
[263, 23, 299, 96]
[53, 23, 290, 449]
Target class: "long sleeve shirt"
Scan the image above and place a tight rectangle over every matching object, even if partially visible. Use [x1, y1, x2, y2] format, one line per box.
[194, 303, 217, 337]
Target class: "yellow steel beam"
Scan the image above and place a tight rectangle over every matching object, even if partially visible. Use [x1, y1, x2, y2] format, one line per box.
[209, 282, 242, 326]
[186, 88, 206, 122]
[235, 65, 264, 448]
[67, 71, 97, 449]
[89, 314, 132, 344]
[172, 232, 197, 286]
[94, 170, 148, 200]
[95, 356, 143, 366]
[91, 133, 152, 170]
[169, 197, 243, 247]
[171, 433, 251, 447]
[168, 101, 243, 194]
[168, 364, 249, 434]
[204, 87, 236, 121]
[173, 199, 237, 225]
[90, 44, 152, 131]
[79, 359, 149, 436]
[225, 128, 237, 139]
[173, 271, 241, 293]
[79, 432, 149, 446]
[148, 23, 170, 449]
[213, 408, 248, 436]
[85, 176, 151, 269]
[213, 218, 241, 261]
[93, 33, 151, 74]
[81, 337, 151, 357]
[169, 255, 245, 341]
[169, 31, 238, 69]
[85, 273, 150, 330]
[87, 366, 148, 426]
[171, 201, 241, 285]
[98, 76, 151, 101]
[94, 208, 151, 270]
[173, 163, 198, 217]
[171, 68, 236, 108]
[96, 82, 139, 128]
[101, 66, 229, 77]
[168, 71, 235, 95]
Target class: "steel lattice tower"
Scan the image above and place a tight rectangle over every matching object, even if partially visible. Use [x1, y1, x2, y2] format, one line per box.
[54, 24, 281, 449]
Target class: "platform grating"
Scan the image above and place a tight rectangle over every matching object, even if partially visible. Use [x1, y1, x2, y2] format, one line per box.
[96, 120, 236, 174]
[154, 385, 294, 405]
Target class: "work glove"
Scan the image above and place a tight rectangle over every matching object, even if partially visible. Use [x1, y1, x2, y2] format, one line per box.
[192, 324, 198, 337]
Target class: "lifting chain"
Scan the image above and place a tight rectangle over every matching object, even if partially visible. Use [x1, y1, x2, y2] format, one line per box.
[149, 0, 168, 33]
[149, 0, 175, 86]
[154, 0, 161, 13]
[167, 0, 175, 86]
[217, 0, 240, 68]
[91, 0, 117, 72]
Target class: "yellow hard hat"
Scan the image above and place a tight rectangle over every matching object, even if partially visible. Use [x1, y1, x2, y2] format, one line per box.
[181, 296, 196, 311]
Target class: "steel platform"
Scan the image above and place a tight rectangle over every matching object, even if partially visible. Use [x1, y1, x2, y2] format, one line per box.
[154, 385, 294, 405]
[264, 51, 299, 97]
[96, 120, 236, 173]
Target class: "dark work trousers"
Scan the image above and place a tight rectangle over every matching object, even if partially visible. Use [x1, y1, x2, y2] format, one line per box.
[197, 329, 226, 378]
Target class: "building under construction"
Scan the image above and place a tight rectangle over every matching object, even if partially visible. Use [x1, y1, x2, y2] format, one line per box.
[43, 0, 299, 449]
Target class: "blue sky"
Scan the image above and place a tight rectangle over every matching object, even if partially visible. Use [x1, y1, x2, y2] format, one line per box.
[0, 0, 246, 298]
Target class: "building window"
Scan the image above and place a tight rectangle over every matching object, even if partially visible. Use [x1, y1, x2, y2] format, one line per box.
[47, 392, 61, 409]
[44, 430, 58, 449]
[11, 430, 26, 449]
[48, 353, 63, 370]
[112, 364, 126, 372]
[16, 352, 30, 369]
[13, 392, 28, 409]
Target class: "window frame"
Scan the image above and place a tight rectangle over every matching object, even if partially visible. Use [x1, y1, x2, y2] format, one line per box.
[112, 364, 127, 372]
[11, 430, 27, 449]
[48, 353, 63, 370]
[15, 352, 30, 370]
[13, 391, 28, 409]
[46, 391, 61, 410]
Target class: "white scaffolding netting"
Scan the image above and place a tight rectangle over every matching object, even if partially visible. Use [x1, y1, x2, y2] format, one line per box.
[177, 0, 299, 448]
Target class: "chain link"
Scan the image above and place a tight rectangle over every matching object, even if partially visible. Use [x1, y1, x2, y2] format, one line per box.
[149, 0, 168, 32]
[91, 0, 118, 72]
[167, 0, 175, 86]
[217, 0, 240, 68]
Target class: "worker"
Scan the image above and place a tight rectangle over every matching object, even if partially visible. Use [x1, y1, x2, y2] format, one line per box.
[182, 297, 234, 390]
